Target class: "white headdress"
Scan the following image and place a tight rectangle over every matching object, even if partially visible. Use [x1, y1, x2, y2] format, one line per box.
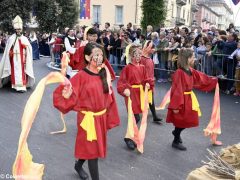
[12, 15, 23, 29]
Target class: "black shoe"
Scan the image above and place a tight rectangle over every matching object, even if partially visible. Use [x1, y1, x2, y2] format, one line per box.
[172, 130, 182, 143]
[153, 117, 163, 123]
[172, 141, 187, 151]
[74, 163, 89, 180]
[124, 138, 136, 150]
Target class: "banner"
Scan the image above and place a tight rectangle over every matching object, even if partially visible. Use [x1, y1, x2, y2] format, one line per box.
[80, 0, 90, 19]
[232, 0, 240, 5]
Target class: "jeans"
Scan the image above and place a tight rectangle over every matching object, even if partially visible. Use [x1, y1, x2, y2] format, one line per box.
[109, 54, 118, 72]
[54, 52, 61, 64]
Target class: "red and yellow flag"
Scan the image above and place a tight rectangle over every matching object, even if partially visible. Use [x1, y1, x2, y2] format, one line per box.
[125, 87, 149, 153]
[204, 83, 222, 145]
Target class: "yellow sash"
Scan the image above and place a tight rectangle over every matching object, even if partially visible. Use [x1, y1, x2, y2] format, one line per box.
[80, 109, 106, 141]
[184, 91, 201, 116]
[148, 90, 153, 105]
[132, 84, 145, 111]
[131, 85, 152, 110]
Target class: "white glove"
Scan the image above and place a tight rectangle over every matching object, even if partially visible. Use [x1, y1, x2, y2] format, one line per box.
[123, 89, 130, 97]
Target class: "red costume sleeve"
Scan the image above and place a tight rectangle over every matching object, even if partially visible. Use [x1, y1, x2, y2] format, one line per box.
[106, 87, 120, 129]
[69, 46, 86, 70]
[117, 66, 131, 97]
[168, 70, 184, 110]
[53, 74, 80, 114]
[104, 60, 116, 81]
[142, 66, 154, 90]
[192, 69, 217, 92]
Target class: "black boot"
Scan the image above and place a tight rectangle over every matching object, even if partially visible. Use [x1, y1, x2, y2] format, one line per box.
[124, 138, 137, 150]
[171, 128, 186, 151]
[153, 117, 163, 122]
[134, 114, 140, 124]
[75, 160, 89, 180]
[172, 140, 187, 151]
[149, 99, 162, 123]
[172, 130, 182, 143]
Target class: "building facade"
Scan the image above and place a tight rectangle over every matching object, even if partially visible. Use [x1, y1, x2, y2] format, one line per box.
[164, 0, 199, 28]
[194, 3, 219, 29]
[196, 0, 233, 30]
[77, 0, 142, 30]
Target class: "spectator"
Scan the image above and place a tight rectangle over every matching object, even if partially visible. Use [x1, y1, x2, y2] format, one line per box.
[155, 31, 169, 83]
[0, 35, 6, 53]
[217, 33, 238, 94]
[146, 25, 153, 40]
[108, 32, 121, 73]
[104, 22, 111, 31]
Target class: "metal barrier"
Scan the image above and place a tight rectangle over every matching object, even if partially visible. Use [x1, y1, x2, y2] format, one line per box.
[108, 47, 240, 83]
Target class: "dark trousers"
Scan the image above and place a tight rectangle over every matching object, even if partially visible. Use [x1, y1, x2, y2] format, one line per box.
[76, 159, 99, 180]
[173, 127, 185, 143]
[149, 93, 158, 119]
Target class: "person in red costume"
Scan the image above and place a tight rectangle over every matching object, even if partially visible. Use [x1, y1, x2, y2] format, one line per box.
[117, 44, 153, 150]
[69, 28, 115, 81]
[53, 42, 120, 180]
[141, 40, 162, 122]
[166, 48, 218, 151]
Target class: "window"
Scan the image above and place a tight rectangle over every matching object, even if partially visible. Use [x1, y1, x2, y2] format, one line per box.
[93, 5, 101, 24]
[115, 6, 123, 24]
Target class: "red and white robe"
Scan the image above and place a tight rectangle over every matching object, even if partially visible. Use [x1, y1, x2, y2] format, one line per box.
[0, 34, 35, 91]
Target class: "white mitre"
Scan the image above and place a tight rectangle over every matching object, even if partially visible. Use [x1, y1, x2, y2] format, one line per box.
[12, 15, 23, 29]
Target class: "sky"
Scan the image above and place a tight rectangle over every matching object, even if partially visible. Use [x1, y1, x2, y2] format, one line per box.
[225, 0, 240, 26]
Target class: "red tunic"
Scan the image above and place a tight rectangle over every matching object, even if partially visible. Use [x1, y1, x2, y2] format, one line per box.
[166, 68, 217, 128]
[117, 63, 153, 114]
[69, 46, 116, 80]
[53, 68, 120, 159]
[140, 56, 155, 90]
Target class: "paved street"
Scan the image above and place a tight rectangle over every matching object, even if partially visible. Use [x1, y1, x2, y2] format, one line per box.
[0, 56, 240, 180]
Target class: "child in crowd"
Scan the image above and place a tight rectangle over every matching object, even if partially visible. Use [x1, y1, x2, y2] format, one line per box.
[53, 42, 120, 180]
[141, 41, 162, 122]
[229, 41, 240, 96]
[117, 44, 152, 150]
[166, 48, 218, 151]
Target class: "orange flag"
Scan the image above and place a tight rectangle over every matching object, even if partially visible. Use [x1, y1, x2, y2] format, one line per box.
[155, 88, 171, 110]
[50, 52, 70, 134]
[12, 72, 71, 179]
[204, 83, 222, 145]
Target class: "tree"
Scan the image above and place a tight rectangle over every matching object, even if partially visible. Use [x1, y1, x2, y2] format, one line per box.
[33, 0, 79, 33]
[56, 0, 79, 32]
[34, 0, 59, 32]
[0, 0, 34, 33]
[141, 0, 166, 32]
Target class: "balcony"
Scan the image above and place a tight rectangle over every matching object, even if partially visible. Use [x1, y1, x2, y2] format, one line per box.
[202, 17, 207, 22]
[192, 20, 197, 26]
[175, 17, 186, 25]
[176, 0, 187, 6]
[191, 4, 199, 12]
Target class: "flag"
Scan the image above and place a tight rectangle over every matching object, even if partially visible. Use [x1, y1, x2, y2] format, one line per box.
[80, 0, 90, 19]
[232, 0, 240, 5]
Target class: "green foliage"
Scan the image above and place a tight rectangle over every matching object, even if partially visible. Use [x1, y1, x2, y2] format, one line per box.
[0, 0, 79, 33]
[141, 0, 167, 32]
[34, 0, 58, 32]
[56, 0, 79, 32]
[0, 0, 34, 33]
